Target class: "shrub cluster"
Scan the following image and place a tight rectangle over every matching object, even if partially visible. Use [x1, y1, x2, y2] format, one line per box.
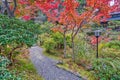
[0, 56, 22, 80]
[92, 58, 120, 80]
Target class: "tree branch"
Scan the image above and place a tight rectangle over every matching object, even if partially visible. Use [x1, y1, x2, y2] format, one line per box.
[73, 9, 100, 38]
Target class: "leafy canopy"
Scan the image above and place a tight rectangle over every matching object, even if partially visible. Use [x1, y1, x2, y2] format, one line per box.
[0, 14, 40, 47]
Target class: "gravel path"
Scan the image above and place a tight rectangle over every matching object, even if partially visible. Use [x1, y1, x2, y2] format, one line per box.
[29, 46, 83, 80]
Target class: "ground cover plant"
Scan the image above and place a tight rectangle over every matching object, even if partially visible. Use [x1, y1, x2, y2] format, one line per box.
[0, 56, 22, 80]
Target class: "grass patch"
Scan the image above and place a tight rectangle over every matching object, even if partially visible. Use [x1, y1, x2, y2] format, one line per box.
[11, 52, 44, 80]
[43, 49, 63, 60]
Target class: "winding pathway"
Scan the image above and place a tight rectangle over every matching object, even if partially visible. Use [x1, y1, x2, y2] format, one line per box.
[29, 46, 83, 80]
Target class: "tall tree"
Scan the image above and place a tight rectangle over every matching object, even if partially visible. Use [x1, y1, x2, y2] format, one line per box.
[0, 0, 17, 17]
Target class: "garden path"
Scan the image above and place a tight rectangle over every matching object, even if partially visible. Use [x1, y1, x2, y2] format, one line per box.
[29, 46, 83, 80]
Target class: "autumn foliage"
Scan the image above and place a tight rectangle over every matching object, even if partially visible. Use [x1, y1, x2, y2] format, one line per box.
[16, 0, 118, 25]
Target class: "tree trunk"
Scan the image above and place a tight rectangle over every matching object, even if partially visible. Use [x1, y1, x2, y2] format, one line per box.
[71, 36, 75, 62]
[2, 0, 17, 18]
[63, 32, 67, 58]
[8, 51, 13, 62]
[8, 44, 22, 62]
[0, 46, 2, 53]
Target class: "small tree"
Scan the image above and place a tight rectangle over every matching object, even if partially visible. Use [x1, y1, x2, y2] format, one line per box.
[0, 14, 40, 62]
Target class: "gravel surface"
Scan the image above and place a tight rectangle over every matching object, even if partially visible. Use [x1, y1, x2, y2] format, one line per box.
[29, 46, 83, 80]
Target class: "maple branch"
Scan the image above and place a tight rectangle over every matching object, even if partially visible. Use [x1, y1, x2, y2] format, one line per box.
[72, 19, 85, 38]
[71, 20, 77, 38]
[73, 9, 100, 38]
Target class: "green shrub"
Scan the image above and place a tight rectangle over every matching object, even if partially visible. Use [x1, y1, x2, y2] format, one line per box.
[37, 22, 54, 46]
[74, 33, 93, 64]
[43, 38, 56, 52]
[0, 56, 22, 80]
[42, 31, 71, 50]
[66, 34, 71, 48]
[51, 32, 64, 49]
[51, 32, 71, 49]
[98, 41, 120, 58]
[92, 58, 120, 80]
[105, 40, 120, 49]
[0, 14, 40, 60]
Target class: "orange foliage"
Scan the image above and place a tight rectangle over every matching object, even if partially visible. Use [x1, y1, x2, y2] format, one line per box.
[16, 0, 118, 34]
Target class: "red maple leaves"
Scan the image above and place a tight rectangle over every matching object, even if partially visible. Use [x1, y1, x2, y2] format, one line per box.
[18, 0, 29, 5]
[22, 15, 31, 21]
[16, 0, 119, 28]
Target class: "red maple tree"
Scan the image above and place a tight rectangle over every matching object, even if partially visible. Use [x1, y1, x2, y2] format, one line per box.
[16, 0, 118, 60]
